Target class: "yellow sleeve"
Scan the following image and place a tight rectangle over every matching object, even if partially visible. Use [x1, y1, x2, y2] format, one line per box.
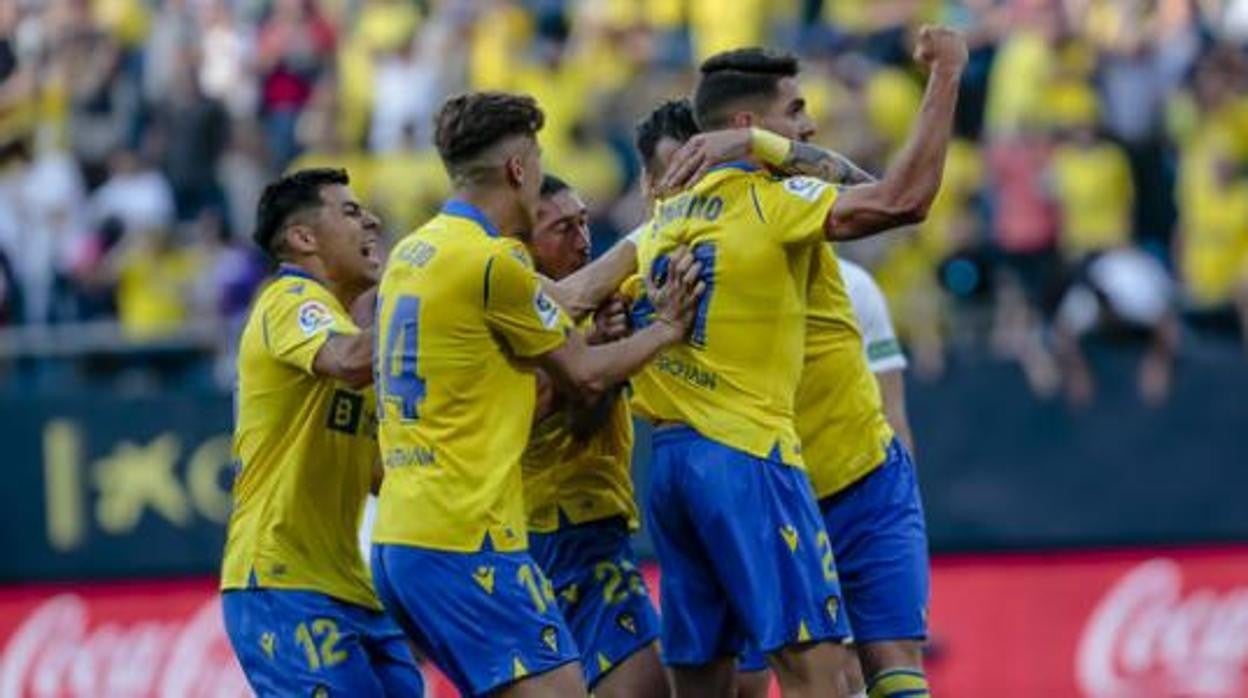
[484, 243, 573, 358]
[261, 283, 359, 374]
[759, 176, 840, 246]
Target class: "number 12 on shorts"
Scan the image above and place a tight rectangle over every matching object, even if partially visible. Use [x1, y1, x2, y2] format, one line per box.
[377, 294, 426, 421]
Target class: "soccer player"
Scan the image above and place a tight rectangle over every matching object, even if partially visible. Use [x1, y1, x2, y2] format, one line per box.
[221, 168, 424, 696]
[369, 92, 702, 698]
[633, 27, 966, 698]
[521, 174, 668, 698]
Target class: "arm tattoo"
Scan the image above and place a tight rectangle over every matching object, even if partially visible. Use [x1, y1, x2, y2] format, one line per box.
[782, 142, 877, 185]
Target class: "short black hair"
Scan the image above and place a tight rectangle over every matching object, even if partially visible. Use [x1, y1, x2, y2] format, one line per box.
[540, 174, 570, 199]
[253, 167, 348, 260]
[635, 99, 700, 173]
[434, 91, 545, 184]
[693, 47, 800, 130]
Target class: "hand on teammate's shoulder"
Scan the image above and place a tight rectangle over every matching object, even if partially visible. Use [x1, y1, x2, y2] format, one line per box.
[657, 129, 754, 197]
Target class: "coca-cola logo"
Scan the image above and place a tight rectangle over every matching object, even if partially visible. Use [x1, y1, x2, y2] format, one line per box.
[1077, 558, 1248, 697]
[0, 594, 250, 698]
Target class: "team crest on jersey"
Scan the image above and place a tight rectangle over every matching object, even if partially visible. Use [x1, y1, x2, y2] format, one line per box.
[782, 176, 827, 202]
[472, 565, 496, 594]
[533, 289, 560, 329]
[825, 596, 840, 622]
[617, 612, 637, 635]
[541, 625, 559, 653]
[297, 300, 335, 336]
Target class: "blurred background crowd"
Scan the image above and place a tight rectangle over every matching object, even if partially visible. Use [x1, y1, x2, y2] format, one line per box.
[2, 0, 1248, 404]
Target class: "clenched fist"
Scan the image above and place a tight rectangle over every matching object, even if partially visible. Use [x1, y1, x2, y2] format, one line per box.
[913, 25, 968, 75]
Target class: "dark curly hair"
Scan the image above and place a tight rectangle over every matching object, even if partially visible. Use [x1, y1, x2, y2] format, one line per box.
[253, 168, 348, 261]
[434, 92, 545, 184]
[635, 99, 701, 174]
[693, 47, 800, 130]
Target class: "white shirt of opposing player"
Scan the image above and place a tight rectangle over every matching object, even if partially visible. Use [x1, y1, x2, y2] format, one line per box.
[837, 258, 908, 374]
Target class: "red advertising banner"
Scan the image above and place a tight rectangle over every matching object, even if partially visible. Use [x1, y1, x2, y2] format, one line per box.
[1, 546, 1246, 697]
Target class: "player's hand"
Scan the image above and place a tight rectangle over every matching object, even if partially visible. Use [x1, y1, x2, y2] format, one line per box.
[646, 247, 705, 341]
[350, 286, 378, 329]
[657, 129, 753, 198]
[586, 293, 632, 345]
[913, 25, 967, 75]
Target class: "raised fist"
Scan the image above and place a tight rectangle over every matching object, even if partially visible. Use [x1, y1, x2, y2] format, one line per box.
[914, 25, 968, 74]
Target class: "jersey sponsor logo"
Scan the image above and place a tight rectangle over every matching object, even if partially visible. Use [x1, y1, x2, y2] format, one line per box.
[383, 445, 436, 468]
[326, 390, 364, 435]
[472, 566, 496, 594]
[297, 300, 335, 336]
[533, 289, 560, 329]
[783, 176, 827, 202]
[655, 354, 718, 390]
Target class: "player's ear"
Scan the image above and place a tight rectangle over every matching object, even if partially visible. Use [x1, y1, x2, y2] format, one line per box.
[729, 111, 755, 129]
[504, 154, 525, 191]
[282, 223, 318, 256]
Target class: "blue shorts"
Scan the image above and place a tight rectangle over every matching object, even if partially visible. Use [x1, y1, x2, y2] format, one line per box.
[371, 543, 581, 697]
[821, 438, 929, 643]
[529, 516, 661, 688]
[221, 588, 424, 697]
[645, 426, 851, 666]
[739, 438, 930, 671]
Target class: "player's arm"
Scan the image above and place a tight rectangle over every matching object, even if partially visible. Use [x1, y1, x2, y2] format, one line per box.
[537, 250, 701, 402]
[824, 26, 967, 241]
[847, 262, 917, 455]
[657, 129, 874, 197]
[876, 369, 915, 457]
[311, 288, 376, 389]
[541, 237, 640, 322]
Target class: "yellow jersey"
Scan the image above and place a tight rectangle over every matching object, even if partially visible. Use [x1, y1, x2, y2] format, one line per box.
[520, 374, 638, 533]
[372, 201, 574, 553]
[1051, 142, 1133, 258]
[798, 245, 896, 499]
[221, 266, 380, 610]
[633, 163, 838, 467]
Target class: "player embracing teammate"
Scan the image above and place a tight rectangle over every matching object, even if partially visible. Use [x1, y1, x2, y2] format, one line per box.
[221, 24, 967, 698]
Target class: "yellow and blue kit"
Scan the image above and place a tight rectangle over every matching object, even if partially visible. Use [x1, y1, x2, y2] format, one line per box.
[633, 163, 851, 664]
[523, 369, 660, 687]
[221, 264, 422, 696]
[370, 200, 580, 696]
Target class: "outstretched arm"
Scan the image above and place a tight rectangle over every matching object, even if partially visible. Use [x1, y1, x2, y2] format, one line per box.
[542, 239, 640, 322]
[824, 26, 966, 241]
[658, 128, 875, 193]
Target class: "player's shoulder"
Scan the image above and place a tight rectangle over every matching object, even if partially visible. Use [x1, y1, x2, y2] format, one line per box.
[256, 271, 337, 310]
[756, 173, 833, 204]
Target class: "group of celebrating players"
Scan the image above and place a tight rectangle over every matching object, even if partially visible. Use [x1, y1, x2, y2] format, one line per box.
[218, 24, 968, 698]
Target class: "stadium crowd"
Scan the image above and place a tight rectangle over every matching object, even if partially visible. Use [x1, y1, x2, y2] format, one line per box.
[2, 0, 1248, 404]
